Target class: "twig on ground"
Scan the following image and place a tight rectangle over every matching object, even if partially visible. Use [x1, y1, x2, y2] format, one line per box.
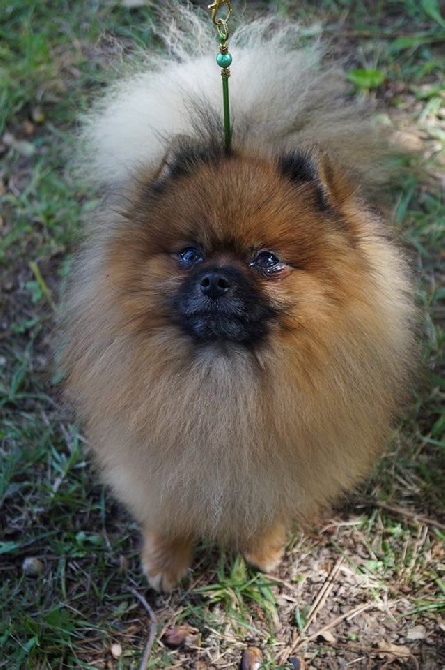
[126, 586, 157, 670]
[402, 524, 429, 584]
[304, 601, 378, 645]
[311, 640, 418, 669]
[304, 556, 345, 632]
[280, 601, 380, 663]
[277, 556, 346, 663]
[354, 498, 445, 532]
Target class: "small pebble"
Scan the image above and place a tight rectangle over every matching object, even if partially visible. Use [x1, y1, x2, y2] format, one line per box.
[22, 120, 35, 136]
[22, 557, 44, 577]
[240, 646, 263, 670]
[15, 140, 35, 157]
[32, 106, 45, 124]
[111, 643, 122, 658]
[2, 132, 15, 146]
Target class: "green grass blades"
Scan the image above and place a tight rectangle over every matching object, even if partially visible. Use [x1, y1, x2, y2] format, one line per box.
[192, 554, 280, 630]
[1, 0, 444, 668]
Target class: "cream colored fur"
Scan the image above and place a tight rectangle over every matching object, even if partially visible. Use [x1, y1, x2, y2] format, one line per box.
[81, 8, 385, 190]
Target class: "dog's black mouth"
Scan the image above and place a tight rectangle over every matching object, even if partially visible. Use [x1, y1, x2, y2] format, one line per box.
[172, 265, 277, 346]
[180, 310, 266, 344]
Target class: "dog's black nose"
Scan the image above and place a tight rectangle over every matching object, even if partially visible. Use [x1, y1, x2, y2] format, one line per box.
[199, 271, 231, 300]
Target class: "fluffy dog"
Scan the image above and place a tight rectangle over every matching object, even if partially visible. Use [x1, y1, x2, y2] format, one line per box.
[61, 7, 416, 591]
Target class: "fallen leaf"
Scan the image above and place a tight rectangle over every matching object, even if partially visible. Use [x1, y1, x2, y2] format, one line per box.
[347, 67, 386, 90]
[316, 630, 337, 644]
[164, 624, 199, 648]
[406, 625, 427, 640]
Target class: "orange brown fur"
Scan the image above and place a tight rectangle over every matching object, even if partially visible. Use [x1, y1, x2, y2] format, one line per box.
[61, 10, 416, 590]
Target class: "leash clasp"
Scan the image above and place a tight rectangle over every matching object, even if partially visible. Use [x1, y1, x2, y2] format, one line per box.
[208, 0, 232, 40]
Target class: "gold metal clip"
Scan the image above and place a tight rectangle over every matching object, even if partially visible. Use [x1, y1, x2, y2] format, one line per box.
[208, 0, 232, 28]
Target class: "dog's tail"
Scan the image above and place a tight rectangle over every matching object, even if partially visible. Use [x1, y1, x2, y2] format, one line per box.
[80, 4, 394, 195]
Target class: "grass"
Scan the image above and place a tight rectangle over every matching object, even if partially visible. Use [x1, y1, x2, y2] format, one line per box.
[1, 0, 444, 668]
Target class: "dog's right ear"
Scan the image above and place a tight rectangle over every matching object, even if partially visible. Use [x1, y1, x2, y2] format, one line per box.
[278, 146, 356, 211]
[154, 137, 224, 186]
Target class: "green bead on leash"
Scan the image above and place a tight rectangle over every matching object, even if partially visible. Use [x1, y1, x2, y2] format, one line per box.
[216, 52, 232, 69]
[209, 0, 233, 153]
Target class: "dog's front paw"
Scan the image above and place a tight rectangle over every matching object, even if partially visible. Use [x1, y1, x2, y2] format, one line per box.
[242, 523, 287, 573]
[141, 530, 194, 592]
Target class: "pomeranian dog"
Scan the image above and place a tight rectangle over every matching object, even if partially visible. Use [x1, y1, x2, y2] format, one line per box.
[62, 6, 416, 591]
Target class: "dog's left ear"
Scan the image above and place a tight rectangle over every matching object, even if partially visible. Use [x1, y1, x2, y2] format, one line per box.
[278, 147, 355, 210]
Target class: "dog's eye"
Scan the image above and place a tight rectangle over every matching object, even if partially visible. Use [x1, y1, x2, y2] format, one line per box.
[177, 246, 204, 268]
[251, 250, 285, 276]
